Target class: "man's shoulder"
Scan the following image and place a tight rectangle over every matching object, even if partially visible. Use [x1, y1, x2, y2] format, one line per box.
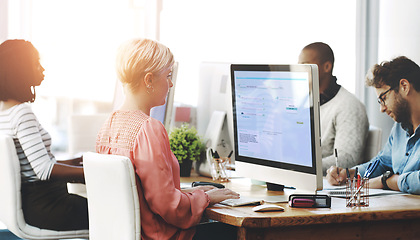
[333, 87, 365, 108]
[336, 87, 359, 100]
[322, 87, 367, 120]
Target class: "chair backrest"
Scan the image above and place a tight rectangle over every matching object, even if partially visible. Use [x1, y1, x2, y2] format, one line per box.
[83, 152, 140, 240]
[363, 125, 383, 162]
[0, 135, 89, 239]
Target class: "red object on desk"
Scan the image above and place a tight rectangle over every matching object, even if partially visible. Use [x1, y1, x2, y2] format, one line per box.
[175, 107, 191, 122]
[289, 198, 315, 208]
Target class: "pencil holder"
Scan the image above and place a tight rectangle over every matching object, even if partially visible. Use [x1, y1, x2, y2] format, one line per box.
[210, 157, 230, 182]
[345, 177, 369, 207]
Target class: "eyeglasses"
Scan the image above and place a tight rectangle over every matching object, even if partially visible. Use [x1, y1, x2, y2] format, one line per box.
[377, 87, 396, 106]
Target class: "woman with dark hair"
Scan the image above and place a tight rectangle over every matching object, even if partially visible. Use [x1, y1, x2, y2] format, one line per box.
[0, 39, 88, 231]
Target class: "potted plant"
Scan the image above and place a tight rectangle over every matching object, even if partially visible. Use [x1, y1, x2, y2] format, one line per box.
[169, 124, 206, 177]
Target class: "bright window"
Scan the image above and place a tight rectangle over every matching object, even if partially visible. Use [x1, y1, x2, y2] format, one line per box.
[29, 0, 146, 102]
[160, 0, 357, 106]
[3, 0, 357, 151]
[5, 0, 148, 151]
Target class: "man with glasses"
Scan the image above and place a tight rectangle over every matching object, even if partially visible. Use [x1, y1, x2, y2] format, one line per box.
[299, 42, 369, 174]
[327, 56, 420, 194]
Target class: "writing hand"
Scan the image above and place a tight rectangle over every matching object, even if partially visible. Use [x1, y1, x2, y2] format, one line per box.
[326, 166, 345, 185]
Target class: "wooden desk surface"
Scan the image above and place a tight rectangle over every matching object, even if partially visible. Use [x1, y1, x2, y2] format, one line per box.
[181, 173, 420, 239]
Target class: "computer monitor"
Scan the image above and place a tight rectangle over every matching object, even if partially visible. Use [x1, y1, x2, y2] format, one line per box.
[230, 64, 323, 194]
[113, 62, 178, 131]
[197, 62, 234, 162]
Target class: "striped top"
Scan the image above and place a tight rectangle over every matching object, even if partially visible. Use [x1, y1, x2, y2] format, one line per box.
[0, 103, 56, 182]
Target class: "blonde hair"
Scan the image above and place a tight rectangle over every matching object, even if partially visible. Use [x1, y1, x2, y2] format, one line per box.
[116, 38, 174, 92]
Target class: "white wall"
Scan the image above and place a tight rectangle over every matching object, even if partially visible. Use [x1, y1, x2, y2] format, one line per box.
[0, 0, 8, 42]
[378, 0, 420, 64]
[366, 0, 420, 148]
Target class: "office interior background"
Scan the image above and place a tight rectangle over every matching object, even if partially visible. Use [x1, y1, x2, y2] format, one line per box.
[1, 0, 420, 156]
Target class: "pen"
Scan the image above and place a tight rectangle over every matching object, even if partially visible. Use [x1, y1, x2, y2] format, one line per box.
[356, 173, 361, 204]
[335, 149, 339, 175]
[228, 150, 233, 158]
[346, 168, 351, 190]
[352, 167, 358, 194]
[364, 159, 380, 178]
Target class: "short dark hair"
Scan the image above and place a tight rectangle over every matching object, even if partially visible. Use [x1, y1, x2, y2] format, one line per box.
[302, 42, 335, 69]
[366, 56, 420, 91]
[0, 39, 40, 102]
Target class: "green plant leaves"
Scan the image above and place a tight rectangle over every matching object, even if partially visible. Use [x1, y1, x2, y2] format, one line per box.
[169, 124, 205, 164]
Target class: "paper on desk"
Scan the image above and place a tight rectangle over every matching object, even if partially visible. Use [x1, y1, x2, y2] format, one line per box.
[321, 178, 346, 190]
[319, 179, 406, 198]
[319, 188, 406, 198]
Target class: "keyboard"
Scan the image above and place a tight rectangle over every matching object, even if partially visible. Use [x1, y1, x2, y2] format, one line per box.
[219, 197, 263, 207]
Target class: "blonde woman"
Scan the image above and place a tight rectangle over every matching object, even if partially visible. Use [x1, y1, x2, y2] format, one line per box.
[96, 39, 239, 240]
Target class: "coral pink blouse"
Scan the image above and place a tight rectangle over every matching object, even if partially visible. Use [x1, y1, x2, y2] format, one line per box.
[96, 110, 210, 240]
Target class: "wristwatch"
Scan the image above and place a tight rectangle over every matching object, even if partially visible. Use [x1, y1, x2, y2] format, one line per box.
[381, 171, 394, 190]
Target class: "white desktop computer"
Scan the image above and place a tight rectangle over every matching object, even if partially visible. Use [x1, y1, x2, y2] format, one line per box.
[230, 64, 323, 194]
[196, 62, 235, 176]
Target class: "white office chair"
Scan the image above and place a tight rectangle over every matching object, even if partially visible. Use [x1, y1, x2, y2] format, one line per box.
[0, 135, 89, 240]
[83, 152, 140, 240]
[363, 125, 383, 162]
[67, 114, 109, 197]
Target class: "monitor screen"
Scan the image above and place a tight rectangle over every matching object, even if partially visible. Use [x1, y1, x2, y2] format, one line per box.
[231, 64, 322, 193]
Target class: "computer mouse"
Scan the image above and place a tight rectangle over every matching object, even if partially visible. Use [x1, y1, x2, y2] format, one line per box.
[252, 204, 285, 212]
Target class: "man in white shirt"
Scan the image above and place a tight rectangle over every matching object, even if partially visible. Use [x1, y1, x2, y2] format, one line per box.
[298, 42, 369, 174]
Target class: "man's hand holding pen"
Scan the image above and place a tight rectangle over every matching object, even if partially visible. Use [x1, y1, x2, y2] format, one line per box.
[328, 148, 347, 185]
[326, 166, 351, 185]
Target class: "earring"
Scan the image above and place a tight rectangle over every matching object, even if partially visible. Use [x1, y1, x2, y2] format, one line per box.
[146, 85, 154, 94]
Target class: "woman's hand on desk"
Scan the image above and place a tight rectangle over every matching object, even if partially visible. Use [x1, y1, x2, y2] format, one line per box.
[206, 188, 240, 205]
[182, 185, 217, 193]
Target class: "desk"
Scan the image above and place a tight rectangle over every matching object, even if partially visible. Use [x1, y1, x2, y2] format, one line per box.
[181, 174, 420, 240]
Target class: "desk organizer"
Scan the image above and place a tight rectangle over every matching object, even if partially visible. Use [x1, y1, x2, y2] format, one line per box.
[210, 157, 230, 182]
[346, 177, 369, 207]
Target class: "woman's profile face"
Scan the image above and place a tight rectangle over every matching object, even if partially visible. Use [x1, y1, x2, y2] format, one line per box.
[32, 59, 45, 86]
[153, 66, 174, 106]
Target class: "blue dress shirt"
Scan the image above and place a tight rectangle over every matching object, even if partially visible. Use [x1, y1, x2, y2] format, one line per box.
[357, 123, 420, 194]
